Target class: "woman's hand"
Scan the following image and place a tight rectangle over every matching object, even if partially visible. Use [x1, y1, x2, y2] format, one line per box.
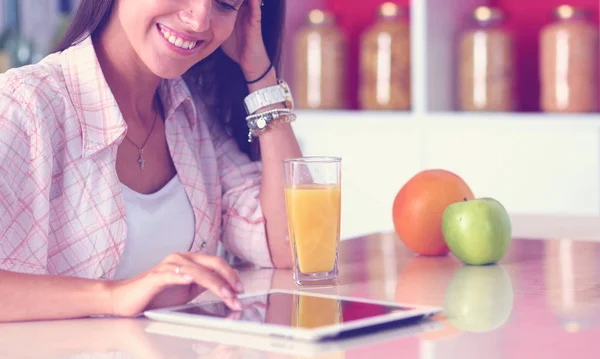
[108, 252, 245, 317]
[221, 0, 272, 81]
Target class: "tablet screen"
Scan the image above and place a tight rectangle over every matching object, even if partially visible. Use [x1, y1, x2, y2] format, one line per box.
[174, 293, 415, 329]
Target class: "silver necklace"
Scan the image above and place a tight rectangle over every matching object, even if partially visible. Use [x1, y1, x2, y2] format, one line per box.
[124, 105, 160, 171]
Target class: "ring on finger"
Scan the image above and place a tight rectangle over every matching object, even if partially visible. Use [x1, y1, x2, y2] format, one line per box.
[175, 265, 182, 275]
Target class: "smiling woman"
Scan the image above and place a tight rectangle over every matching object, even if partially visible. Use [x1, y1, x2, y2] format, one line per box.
[0, 0, 301, 322]
[56, 0, 286, 159]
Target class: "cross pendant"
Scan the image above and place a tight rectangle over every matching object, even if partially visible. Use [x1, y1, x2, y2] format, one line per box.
[137, 149, 145, 170]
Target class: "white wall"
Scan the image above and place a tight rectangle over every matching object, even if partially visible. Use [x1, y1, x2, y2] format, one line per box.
[285, 0, 600, 240]
[292, 111, 600, 240]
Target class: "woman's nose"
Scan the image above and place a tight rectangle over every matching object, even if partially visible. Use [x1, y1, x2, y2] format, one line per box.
[180, 0, 212, 33]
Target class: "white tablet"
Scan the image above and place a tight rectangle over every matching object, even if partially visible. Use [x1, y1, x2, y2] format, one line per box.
[143, 289, 442, 342]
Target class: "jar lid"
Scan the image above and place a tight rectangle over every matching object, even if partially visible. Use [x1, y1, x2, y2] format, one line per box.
[553, 5, 591, 20]
[308, 9, 336, 25]
[472, 6, 505, 23]
[378, 2, 408, 19]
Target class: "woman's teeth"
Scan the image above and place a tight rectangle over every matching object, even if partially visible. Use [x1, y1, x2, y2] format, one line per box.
[159, 25, 197, 50]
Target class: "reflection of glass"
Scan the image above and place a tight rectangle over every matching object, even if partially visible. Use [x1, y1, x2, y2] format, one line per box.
[444, 264, 514, 333]
[544, 239, 600, 332]
[175, 292, 418, 329]
[292, 294, 342, 329]
[284, 157, 342, 287]
[290, 295, 346, 359]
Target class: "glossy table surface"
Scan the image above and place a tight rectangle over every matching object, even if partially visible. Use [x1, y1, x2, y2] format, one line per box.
[1, 214, 599, 359]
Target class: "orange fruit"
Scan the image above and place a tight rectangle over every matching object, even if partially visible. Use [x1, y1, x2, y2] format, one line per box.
[392, 169, 474, 256]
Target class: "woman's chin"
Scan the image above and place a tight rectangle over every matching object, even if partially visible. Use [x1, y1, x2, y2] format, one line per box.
[150, 65, 191, 80]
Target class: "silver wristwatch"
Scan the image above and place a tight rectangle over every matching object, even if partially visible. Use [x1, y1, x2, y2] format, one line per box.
[244, 80, 294, 115]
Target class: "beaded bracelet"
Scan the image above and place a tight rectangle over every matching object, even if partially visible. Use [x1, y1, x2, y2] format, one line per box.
[246, 108, 291, 122]
[247, 112, 297, 142]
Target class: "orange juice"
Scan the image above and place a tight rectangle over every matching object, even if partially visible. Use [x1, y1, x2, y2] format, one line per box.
[292, 295, 342, 328]
[285, 184, 341, 274]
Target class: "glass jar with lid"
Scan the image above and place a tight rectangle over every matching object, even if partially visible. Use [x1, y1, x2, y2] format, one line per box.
[358, 2, 411, 111]
[294, 10, 348, 110]
[458, 6, 516, 112]
[540, 5, 599, 113]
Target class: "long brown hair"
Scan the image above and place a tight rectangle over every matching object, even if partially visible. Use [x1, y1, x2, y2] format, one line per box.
[55, 0, 286, 160]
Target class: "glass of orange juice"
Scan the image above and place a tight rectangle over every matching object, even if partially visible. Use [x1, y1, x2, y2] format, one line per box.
[283, 156, 342, 286]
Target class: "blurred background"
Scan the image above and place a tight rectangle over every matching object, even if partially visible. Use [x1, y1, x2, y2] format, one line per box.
[1, 0, 599, 239]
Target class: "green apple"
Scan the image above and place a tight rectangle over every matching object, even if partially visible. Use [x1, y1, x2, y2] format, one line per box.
[442, 197, 511, 265]
[444, 264, 514, 332]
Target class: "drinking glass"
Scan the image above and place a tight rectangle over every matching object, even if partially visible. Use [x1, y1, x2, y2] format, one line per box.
[283, 156, 342, 286]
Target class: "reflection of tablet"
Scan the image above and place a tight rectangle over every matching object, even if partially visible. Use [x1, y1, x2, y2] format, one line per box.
[144, 289, 442, 342]
[144, 316, 443, 357]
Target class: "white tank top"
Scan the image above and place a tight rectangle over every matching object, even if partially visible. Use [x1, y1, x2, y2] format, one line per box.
[114, 175, 196, 280]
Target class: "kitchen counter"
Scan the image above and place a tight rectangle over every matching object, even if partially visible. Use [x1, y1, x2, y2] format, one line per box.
[0, 214, 598, 358]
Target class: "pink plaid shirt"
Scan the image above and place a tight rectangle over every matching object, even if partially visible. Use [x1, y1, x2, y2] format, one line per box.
[0, 36, 273, 279]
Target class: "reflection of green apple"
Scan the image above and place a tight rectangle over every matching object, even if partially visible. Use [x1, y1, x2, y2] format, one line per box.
[442, 197, 511, 265]
[444, 265, 514, 332]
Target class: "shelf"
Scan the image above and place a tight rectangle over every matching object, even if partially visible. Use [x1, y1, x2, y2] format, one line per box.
[10, 1, 600, 115]
[423, 0, 600, 112]
[283, 0, 599, 114]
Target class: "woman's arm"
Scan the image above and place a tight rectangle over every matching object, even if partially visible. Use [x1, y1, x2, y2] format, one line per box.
[218, 0, 302, 268]
[0, 270, 112, 322]
[246, 69, 302, 269]
[0, 251, 245, 322]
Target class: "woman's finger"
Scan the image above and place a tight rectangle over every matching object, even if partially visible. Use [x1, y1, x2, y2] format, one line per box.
[227, 310, 243, 321]
[248, 0, 263, 24]
[184, 253, 244, 293]
[164, 257, 242, 311]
